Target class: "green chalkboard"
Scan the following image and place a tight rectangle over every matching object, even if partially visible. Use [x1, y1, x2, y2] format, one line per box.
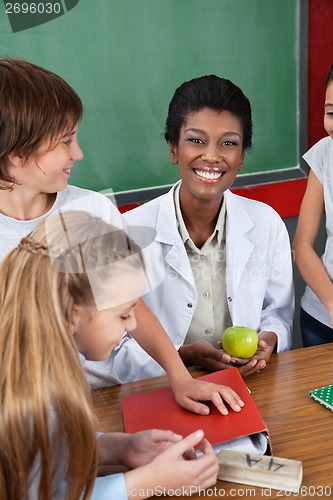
[0, 0, 300, 195]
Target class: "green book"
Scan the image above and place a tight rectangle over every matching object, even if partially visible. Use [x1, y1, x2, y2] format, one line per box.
[310, 384, 333, 412]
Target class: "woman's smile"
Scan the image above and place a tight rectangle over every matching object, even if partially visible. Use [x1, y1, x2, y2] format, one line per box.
[193, 167, 226, 182]
[170, 108, 244, 203]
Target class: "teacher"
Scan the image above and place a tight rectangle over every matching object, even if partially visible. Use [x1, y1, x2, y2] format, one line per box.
[114, 75, 294, 381]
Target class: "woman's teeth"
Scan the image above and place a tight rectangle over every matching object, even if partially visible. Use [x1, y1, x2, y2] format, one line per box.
[194, 169, 223, 180]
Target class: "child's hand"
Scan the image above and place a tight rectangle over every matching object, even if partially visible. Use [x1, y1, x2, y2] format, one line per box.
[121, 429, 184, 469]
[125, 430, 218, 499]
[97, 430, 184, 470]
[149, 430, 218, 491]
[173, 377, 245, 416]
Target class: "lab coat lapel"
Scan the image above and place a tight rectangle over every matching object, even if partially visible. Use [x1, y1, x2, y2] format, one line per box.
[225, 190, 255, 298]
[155, 183, 195, 288]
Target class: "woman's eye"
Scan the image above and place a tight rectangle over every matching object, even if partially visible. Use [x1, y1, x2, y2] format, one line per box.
[63, 139, 72, 146]
[187, 137, 204, 144]
[221, 140, 237, 146]
[121, 315, 130, 321]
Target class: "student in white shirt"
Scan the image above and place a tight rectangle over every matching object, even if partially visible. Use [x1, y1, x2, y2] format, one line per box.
[293, 64, 333, 346]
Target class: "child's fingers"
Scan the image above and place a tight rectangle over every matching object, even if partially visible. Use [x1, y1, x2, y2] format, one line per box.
[199, 437, 215, 456]
[183, 447, 197, 460]
[192, 438, 219, 487]
[170, 429, 205, 456]
[149, 429, 183, 444]
[162, 432, 218, 490]
[177, 397, 212, 416]
[210, 387, 244, 415]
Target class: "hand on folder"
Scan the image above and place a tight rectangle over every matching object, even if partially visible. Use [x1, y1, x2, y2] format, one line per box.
[172, 375, 245, 416]
[122, 369, 269, 455]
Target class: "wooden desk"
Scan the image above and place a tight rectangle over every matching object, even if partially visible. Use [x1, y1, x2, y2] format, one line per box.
[92, 345, 333, 499]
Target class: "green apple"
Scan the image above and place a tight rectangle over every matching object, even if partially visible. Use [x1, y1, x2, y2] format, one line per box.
[221, 326, 259, 358]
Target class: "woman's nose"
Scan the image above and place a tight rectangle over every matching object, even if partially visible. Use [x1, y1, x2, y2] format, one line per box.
[201, 145, 221, 164]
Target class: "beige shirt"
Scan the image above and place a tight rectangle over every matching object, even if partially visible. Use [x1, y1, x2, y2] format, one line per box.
[174, 184, 232, 347]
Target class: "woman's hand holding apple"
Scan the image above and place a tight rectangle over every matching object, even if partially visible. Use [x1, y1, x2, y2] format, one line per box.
[220, 328, 277, 376]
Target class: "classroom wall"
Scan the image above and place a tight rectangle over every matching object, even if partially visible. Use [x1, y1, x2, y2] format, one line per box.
[0, 0, 301, 198]
[1, 1, 331, 349]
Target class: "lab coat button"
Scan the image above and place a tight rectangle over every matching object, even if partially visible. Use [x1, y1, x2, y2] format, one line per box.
[227, 296, 232, 302]
[187, 303, 193, 308]
[203, 292, 210, 299]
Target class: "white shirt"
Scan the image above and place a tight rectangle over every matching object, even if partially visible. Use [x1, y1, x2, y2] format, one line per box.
[174, 183, 232, 346]
[114, 182, 294, 383]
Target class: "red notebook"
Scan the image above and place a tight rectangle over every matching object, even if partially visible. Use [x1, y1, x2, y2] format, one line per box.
[122, 368, 270, 454]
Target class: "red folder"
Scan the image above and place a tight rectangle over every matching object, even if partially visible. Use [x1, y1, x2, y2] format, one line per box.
[122, 368, 270, 453]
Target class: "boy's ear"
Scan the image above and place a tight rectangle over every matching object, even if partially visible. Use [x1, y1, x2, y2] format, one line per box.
[8, 153, 24, 168]
[68, 305, 80, 335]
[169, 142, 178, 165]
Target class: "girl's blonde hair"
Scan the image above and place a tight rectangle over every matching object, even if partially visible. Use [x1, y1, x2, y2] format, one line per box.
[0, 211, 144, 499]
[0, 58, 83, 188]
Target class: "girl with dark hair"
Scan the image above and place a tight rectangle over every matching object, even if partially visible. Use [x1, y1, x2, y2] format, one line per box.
[115, 75, 294, 381]
[293, 64, 333, 346]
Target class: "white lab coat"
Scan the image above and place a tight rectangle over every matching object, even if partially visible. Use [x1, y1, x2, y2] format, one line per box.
[114, 182, 294, 382]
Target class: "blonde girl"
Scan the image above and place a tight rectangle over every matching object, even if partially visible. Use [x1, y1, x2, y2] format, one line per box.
[0, 210, 219, 499]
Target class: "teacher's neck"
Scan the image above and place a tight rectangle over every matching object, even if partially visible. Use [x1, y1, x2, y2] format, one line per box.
[179, 193, 223, 248]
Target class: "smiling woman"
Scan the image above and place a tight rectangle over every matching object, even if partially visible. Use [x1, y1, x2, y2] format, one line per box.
[169, 109, 244, 226]
[114, 74, 295, 384]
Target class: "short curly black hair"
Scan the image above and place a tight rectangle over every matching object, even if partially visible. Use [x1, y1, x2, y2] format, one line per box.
[164, 75, 252, 151]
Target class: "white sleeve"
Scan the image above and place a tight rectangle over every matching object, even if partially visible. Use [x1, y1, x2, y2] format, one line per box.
[90, 473, 128, 500]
